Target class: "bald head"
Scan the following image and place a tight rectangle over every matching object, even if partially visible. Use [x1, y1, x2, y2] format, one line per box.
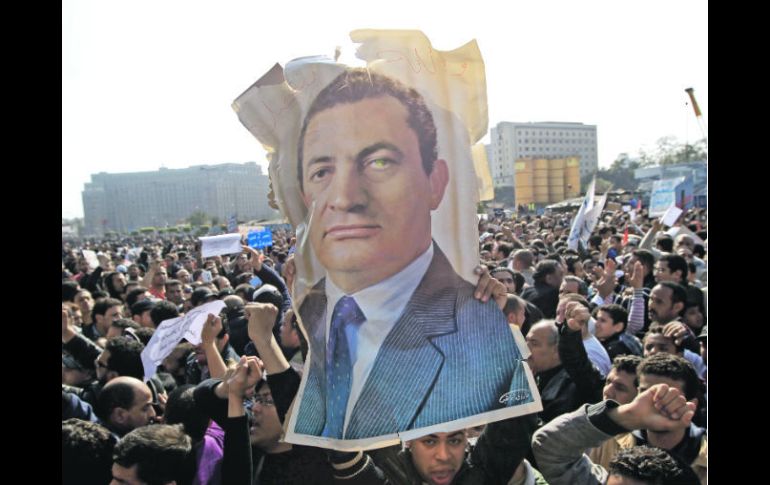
[97, 376, 156, 434]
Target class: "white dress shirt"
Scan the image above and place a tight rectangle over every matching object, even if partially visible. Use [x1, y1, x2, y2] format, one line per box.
[324, 245, 434, 434]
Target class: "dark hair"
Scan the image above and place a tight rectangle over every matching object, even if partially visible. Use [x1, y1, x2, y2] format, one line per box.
[92, 297, 123, 322]
[608, 445, 700, 484]
[103, 271, 124, 299]
[298, 68, 438, 192]
[656, 237, 674, 253]
[125, 287, 150, 308]
[62, 418, 116, 485]
[62, 281, 80, 302]
[110, 318, 141, 333]
[512, 249, 534, 267]
[612, 355, 642, 387]
[164, 385, 209, 443]
[113, 424, 195, 485]
[234, 283, 255, 302]
[151, 300, 180, 327]
[134, 327, 155, 346]
[165, 278, 182, 289]
[496, 242, 514, 259]
[659, 254, 688, 284]
[503, 294, 526, 318]
[595, 304, 629, 332]
[155, 371, 178, 395]
[638, 353, 700, 400]
[217, 311, 231, 340]
[564, 255, 582, 275]
[105, 336, 145, 379]
[562, 275, 588, 296]
[510, 271, 526, 296]
[656, 281, 688, 312]
[632, 249, 655, 273]
[692, 244, 705, 259]
[532, 260, 561, 285]
[645, 323, 685, 354]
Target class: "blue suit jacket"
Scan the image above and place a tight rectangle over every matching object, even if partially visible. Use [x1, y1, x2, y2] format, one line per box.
[292, 244, 534, 440]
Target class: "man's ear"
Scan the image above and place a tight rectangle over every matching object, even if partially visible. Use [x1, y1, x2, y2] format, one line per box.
[112, 407, 128, 426]
[673, 301, 685, 316]
[428, 159, 449, 210]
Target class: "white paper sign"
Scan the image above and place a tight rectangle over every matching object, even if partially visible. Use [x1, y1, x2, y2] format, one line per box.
[199, 234, 243, 258]
[622, 205, 631, 212]
[82, 250, 99, 271]
[140, 300, 226, 381]
[660, 205, 683, 227]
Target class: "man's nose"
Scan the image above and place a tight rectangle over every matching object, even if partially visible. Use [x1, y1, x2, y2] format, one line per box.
[434, 443, 451, 461]
[328, 164, 367, 211]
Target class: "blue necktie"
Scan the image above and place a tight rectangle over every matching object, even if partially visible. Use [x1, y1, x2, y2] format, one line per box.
[321, 296, 364, 439]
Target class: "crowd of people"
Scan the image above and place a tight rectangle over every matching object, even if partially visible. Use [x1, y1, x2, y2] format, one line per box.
[62, 205, 707, 484]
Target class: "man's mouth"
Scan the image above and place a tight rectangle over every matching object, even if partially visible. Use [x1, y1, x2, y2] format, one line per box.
[324, 224, 381, 240]
[429, 469, 455, 485]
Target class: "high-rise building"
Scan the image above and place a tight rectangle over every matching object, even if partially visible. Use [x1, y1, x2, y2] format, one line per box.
[487, 121, 598, 190]
[82, 162, 277, 235]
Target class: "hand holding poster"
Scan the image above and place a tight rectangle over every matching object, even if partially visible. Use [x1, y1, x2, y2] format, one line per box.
[660, 204, 683, 227]
[140, 300, 226, 381]
[233, 29, 540, 450]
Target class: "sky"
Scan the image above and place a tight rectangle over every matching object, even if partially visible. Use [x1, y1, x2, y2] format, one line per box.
[62, 0, 707, 219]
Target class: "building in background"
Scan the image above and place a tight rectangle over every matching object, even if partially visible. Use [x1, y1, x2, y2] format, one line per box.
[82, 162, 277, 235]
[486, 121, 598, 205]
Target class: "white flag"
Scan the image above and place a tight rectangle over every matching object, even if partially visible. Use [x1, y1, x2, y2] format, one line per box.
[581, 188, 609, 246]
[567, 177, 595, 250]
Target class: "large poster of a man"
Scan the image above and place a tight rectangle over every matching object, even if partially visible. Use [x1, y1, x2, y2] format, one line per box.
[233, 30, 541, 449]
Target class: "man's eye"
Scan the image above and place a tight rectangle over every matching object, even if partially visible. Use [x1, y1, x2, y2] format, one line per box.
[366, 158, 394, 170]
[309, 167, 332, 182]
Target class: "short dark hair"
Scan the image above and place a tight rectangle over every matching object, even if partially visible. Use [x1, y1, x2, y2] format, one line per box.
[134, 327, 155, 346]
[532, 260, 561, 285]
[496, 242, 514, 259]
[656, 281, 688, 311]
[151, 300, 180, 327]
[656, 236, 674, 253]
[105, 336, 145, 379]
[611, 355, 642, 387]
[632, 249, 655, 273]
[608, 445, 700, 484]
[113, 424, 195, 485]
[62, 418, 116, 485]
[165, 278, 182, 289]
[562, 275, 588, 296]
[595, 304, 629, 332]
[62, 281, 80, 302]
[164, 385, 209, 443]
[638, 353, 700, 400]
[503, 294, 526, 318]
[92, 297, 122, 321]
[298, 68, 438, 192]
[110, 318, 141, 333]
[125, 287, 150, 308]
[659, 254, 688, 283]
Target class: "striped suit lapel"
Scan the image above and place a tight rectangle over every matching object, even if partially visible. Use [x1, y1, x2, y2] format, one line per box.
[295, 281, 328, 435]
[346, 245, 461, 437]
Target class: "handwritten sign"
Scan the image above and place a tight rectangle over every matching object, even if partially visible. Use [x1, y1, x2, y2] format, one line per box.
[140, 300, 226, 381]
[200, 234, 243, 258]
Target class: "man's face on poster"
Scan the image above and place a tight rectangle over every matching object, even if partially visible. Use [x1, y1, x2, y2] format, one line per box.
[300, 95, 447, 291]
